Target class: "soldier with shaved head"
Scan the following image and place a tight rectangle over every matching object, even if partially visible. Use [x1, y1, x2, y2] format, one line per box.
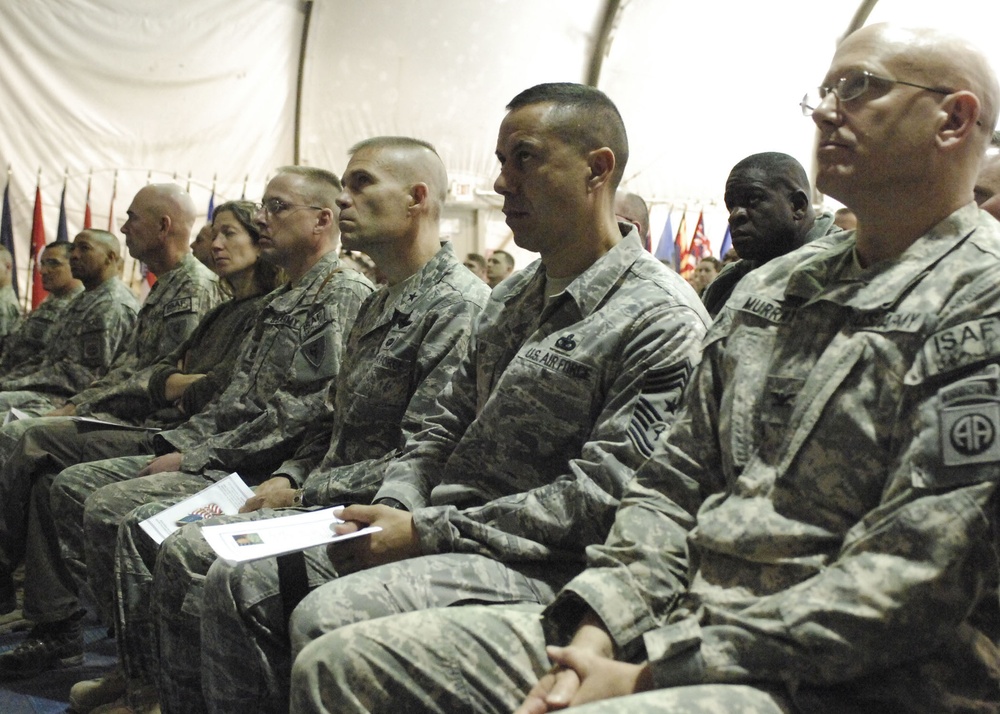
[0, 183, 220, 680]
[289, 25, 1000, 714]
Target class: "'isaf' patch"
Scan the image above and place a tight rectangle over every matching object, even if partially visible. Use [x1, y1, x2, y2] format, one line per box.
[163, 297, 195, 317]
[922, 316, 1000, 378]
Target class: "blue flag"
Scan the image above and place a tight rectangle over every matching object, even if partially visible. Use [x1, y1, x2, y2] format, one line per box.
[1, 180, 18, 299]
[654, 212, 674, 263]
[719, 225, 732, 258]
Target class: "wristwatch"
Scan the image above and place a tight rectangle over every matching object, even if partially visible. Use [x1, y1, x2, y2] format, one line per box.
[375, 497, 408, 511]
[292, 489, 304, 507]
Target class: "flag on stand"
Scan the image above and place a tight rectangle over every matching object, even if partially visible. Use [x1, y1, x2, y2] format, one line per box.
[207, 174, 216, 219]
[107, 169, 117, 232]
[653, 211, 674, 264]
[1, 169, 18, 300]
[680, 211, 709, 278]
[83, 172, 92, 229]
[689, 211, 712, 260]
[56, 173, 69, 243]
[719, 225, 732, 259]
[29, 180, 47, 309]
[672, 211, 687, 273]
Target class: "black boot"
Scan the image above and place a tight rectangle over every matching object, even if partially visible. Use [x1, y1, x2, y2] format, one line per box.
[0, 608, 85, 679]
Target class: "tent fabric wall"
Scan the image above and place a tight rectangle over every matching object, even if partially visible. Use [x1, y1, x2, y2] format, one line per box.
[2, 0, 1000, 291]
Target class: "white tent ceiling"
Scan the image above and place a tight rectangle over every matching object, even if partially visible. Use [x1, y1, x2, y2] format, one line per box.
[1, 0, 999, 289]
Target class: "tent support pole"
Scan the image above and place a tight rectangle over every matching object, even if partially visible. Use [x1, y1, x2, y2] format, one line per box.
[294, 0, 315, 166]
[586, 0, 622, 87]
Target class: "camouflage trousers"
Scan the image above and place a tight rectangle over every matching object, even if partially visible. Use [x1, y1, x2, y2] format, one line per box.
[51, 460, 224, 626]
[115, 505, 305, 714]
[0, 389, 62, 417]
[198, 552, 576, 714]
[0, 417, 151, 622]
[289, 605, 795, 714]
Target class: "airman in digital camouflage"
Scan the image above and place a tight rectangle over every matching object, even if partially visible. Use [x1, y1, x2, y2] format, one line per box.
[195, 83, 710, 714]
[289, 24, 1000, 714]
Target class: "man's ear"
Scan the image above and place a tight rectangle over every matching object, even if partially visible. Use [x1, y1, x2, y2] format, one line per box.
[789, 189, 810, 219]
[408, 183, 429, 213]
[937, 91, 981, 150]
[586, 147, 615, 191]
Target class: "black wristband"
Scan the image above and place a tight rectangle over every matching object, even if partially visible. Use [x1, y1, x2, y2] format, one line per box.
[375, 497, 408, 511]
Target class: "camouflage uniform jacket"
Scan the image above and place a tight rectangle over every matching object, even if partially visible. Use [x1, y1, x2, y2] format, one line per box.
[376, 229, 710, 568]
[0, 285, 83, 373]
[0, 277, 139, 397]
[701, 210, 840, 317]
[145, 292, 270, 428]
[0, 285, 22, 351]
[545, 203, 1000, 712]
[157, 251, 373, 482]
[270, 242, 491, 504]
[70, 253, 221, 422]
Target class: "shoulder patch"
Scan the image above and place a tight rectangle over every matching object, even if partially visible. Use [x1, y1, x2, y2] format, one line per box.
[164, 297, 196, 317]
[627, 360, 693, 458]
[921, 316, 1000, 379]
[938, 365, 1000, 467]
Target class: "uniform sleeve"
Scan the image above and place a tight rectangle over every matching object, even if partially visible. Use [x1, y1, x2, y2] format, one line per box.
[637, 370, 999, 689]
[408, 307, 708, 564]
[301, 296, 482, 505]
[0, 305, 136, 396]
[178, 284, 368, 477]
[541, 336, 726, 658]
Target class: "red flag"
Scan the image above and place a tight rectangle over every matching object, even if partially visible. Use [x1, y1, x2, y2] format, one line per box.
[83, 172, 92, 229]
[672, 211, 687, 273]
[30, 183, 47, 308]
[689, 211, 712, 261]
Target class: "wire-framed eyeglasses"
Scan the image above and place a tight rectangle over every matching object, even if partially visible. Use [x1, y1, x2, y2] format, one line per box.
[254, 198, 326, 216]
[800, 70, 954, 116]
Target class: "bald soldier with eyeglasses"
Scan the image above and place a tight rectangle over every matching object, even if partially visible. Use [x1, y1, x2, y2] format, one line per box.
[286, 24, 1000, 714]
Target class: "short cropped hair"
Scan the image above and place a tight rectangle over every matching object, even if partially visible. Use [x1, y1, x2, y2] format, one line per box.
[506, 82, 629, 189]
[730, 152, 810, 194]
[274, 165, 343, 208]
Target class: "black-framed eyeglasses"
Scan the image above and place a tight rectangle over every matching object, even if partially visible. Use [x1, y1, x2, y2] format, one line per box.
[800, 70, 954, 116]
[254, 198, 326, 216]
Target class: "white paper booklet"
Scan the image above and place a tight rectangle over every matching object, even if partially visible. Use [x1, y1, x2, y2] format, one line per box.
[138, 472, 256, 544]
[200, 507, 381, 564]
[3, 407, 31, 424]
[71, 416, 160, 431]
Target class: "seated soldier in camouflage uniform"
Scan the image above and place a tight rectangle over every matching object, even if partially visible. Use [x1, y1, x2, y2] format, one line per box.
[78, 136, 492, 714]
[190, 83, 710, 714]
[0, 241, 83, 374]
[0, 230, 139, 415]
[32, 168, 371, 696]
[0, 184, 220, 676]
[289, 24, 1000, 714]
[0, 246, 23, 352]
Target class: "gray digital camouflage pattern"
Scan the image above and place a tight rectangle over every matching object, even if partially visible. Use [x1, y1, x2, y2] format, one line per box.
[197, 229, 711, 714]
[0, 277, 139, 413]
[0, 285, 83, 373]
[114, 242, 489, 712]
[289, 204, 1000, 713]
[49, 251, 371, 630]
[0, 285, 22, 354]
[69, 252, 221, 422]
